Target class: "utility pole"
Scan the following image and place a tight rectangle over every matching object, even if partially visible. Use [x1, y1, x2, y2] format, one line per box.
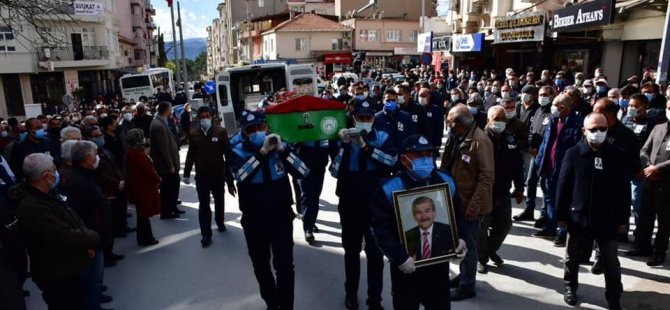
[170, 2, 181, 89]
[656, 2, 670, 85]
[421, 0, 425, 33]
[177, 1, 188, 89]
[246, 0, 252, 63]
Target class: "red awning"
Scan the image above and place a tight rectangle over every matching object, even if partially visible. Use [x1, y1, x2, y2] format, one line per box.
[323, 53, 353, 64]
[266, 95, 345, 114]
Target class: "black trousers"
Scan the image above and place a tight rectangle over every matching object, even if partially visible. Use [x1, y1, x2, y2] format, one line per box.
[338, 198, 384, 305]
[195, 175, 225, 238]
[241, 216, 294, 310]
[136, 217, 155, 244]
[478, 196, 512, 264]
[637, 187, 670, 256]
[159, 172, 180, 216]
[35, 275, 85, 310]
[111, 192, 129, 234]
[564, 232, 622, 303]
[390, 262, 451, 310]
[0, 251, 26, 310]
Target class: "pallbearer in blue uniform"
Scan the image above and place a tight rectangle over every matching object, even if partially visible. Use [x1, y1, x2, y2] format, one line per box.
[295, 139, 330, 244]
[371, 134, 467, 310]
[330, 99, 397, 310]
[227, 110, 310, 310]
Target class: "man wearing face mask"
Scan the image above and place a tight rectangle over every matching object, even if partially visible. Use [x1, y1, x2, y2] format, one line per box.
[418, 88, 445, 153]
[150, 102, 184, 219]
[439, 104, 494, 301]
[557, 113, 629, 309]
[641, 82, 667, 110]
[593, 78, 610, 105]
[500, 98, 528, 153]
[467, 94, 487, 129]
[227, 110, 309, 310]
[582, 79, 595, 103]
[370, 134, 467, 309]
[183, 106, 236, 247]
[533, 95, 584, 247]
[46, 117, 63, 166]
[515, 86, 555, 224]
[554, 73, 567, 92]
[330, 99, 396, 310]
[372, 89, 417, 156]
[10, 118, 51, 182]
[573, 72, 585, 88]
[477, 106, 524, 274]
[484, 80, 502, 111]
[337, 85, 353, 103]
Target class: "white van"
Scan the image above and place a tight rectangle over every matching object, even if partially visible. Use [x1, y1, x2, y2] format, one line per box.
[215, 63, 318, 135]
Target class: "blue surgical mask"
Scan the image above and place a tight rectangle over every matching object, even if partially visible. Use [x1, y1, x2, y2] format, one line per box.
[248, 131, 266, 148]
[34, 129, 46, 139]
[645, 93, 654, 102]
[385, 100, 398, 112]
[619, 98, 629, 108]
[50, 171, 60, 189]
[469, 107, 478, 116]
[555, 79, 564, 87]
[200, 118, 212, 130]
[596, 86, 607, 94]
[19, 132, 28, 142]
[408, 156, 434, 180]
[356, 95, 366, 101]
[91, 136, 105, 149]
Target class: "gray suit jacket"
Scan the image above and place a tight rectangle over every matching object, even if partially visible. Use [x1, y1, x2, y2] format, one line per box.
[640, 121, 670, 189]
[149, 116, 180, 175]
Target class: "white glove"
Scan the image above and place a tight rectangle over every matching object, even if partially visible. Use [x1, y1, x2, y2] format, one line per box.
[339, 128, 352, 144]
[261, 134, 278, 154]
[398, 257, 416, 274]
[454, 239, 467, 260]
[351, 134, 365, 148]
[270, 134, 285, 152]
[182, 176, 191, 185]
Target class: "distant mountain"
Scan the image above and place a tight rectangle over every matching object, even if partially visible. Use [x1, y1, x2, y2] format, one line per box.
[165, 37, 206, 60]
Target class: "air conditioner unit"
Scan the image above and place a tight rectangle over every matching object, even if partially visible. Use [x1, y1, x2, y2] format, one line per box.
[343, 31, 351, 39]
[343, 39, 350, 47]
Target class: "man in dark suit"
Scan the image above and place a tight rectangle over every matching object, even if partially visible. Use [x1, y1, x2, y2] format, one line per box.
[405, 196, 453, 260]
[149, 102, 184, 219]
[556, 112, 629, 309]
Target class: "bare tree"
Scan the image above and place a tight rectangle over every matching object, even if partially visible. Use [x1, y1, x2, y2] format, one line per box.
[0, 0, 78, 44]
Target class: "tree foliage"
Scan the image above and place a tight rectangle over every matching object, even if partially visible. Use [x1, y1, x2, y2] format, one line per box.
[0, 0, 78, 44]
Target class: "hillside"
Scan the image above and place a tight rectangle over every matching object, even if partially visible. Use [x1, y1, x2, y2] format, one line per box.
[165, 37, 206, 60]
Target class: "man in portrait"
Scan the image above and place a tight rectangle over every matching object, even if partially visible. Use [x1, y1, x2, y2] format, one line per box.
[405, 196, 453, 260]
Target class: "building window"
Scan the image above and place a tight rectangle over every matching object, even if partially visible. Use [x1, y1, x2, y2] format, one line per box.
[409, 30, 418, 43]
[81, 27, 94, 47]
[331, 38, 342, 50]
[0, 26, 16, 52]
[367, 30, 378, 42]
[295, 38, 307, 51]
[258, 0, 265, 8]
[386, 30, 401, 42]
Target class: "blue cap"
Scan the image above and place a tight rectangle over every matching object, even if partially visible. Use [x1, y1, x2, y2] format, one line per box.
[353, 99, 375, 116]
[401, 134, 434, 153]
[239, 110, 266, 129]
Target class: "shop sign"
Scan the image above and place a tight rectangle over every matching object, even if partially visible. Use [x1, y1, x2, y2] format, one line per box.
[550, 0, 614, 32]
[432, 36, 451, 52]
[73, 1, 104, 16]
[394, 47, 422, 56]
[494, 11, 546, 44]
[451, 33, 484, 52]
[323, 53, 353, 64]
[417, 32, 433, 53]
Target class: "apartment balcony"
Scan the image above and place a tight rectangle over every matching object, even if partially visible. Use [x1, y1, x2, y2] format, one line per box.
[34, 3, 105, 24]
[132, 14, 145, 28]
[146, 5, 156, 15]
[37, 46, 110, 68]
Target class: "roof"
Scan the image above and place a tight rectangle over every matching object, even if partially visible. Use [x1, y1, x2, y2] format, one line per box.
[263, 13, 351, 34]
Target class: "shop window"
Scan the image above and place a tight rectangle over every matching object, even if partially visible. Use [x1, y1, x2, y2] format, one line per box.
[332, 38, 343, 50]
[386, 30, 401, 42]
[0, 26, 16, 52]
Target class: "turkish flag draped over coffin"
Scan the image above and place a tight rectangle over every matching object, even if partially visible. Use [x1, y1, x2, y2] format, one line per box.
[265, 95, 347, 143]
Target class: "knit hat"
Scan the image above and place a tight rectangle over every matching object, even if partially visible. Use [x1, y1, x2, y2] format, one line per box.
[126, 128, 146, 149]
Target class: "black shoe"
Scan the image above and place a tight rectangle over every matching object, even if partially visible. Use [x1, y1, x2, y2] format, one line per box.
[172, 208, 185, 215]
[626, 248, 652, 257]
[532, 230, 556, 239]
[564, 287, 577, 306]
[101, 285, 108, 292]
[451, 288, 476, 301]
[367, 302, 383, 310]
[647, 255, 666, 267]
[345, 294, 358, 309]
[313, 225, 320, 233]
[160, 213, 179, 220]
[608, 300, 623, 310]
[176, 199, 183, 204]
[449, 275, 461, 288]
[125, 227, 137, 233]
[201, 237, 212, 248]
[477, 262, 488, 274]
[217, 224, 227, 232]
[104, 259, 117, 267]
[305, 232, 315, 245]
[513, 210, 535, 222]
[591, 259, 604, 275]
[490, 253, 504, 266]
[109, 253, 124, 261]
[101, 294, 113, 303]
[534, 217, 547, 229]
[554, 234, 567, 247]
[138, 239, 159, 246]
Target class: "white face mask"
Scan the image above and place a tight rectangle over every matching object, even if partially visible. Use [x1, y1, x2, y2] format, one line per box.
[420, 97, 429, 106]
[491, 86, 499, 94]
[627, 107, 638, 118]
[123, 113, 132, 122]
[93, 154, 100, 169]
[539, 96, 551, 106]
[505, 110, 516, 120]
[355, 121, 373, 133]
[397, 95, 406, 104]
[490, 121, 506, 134]
[521, 93, 531, 103]
[586, 129, 607, 145]
[501, 92, 510, 99]
[551, 105, 560, 117]
[666, 109, 670, 121]
[451, 95, 460, 102]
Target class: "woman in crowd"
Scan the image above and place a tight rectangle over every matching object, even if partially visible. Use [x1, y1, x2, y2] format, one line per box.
[125, 129, 160, 246]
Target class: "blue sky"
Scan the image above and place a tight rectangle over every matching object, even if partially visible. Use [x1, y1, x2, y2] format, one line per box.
[153, 0, 218, 39]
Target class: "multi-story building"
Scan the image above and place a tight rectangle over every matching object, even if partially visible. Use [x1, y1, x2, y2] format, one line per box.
[115, 0, 157, 71]
[0, 0, 123, 118]
[287, 0, 336, 15]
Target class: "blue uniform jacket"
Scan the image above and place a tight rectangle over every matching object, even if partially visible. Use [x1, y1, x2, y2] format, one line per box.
[228, 138, 309, 218]
[370, 170, 459, 264]
[534, 110, 584, 181]
[372, 110, 418, 153]
[329, 129, 397, 198]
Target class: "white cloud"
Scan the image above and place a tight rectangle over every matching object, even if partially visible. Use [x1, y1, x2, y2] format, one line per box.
[154, 6, 210, 39]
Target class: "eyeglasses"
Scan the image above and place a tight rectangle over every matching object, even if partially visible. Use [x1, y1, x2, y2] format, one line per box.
[586, 127, 607, 133]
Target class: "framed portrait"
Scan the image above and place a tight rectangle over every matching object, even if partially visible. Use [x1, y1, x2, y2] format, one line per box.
[392, 183, 459, 267]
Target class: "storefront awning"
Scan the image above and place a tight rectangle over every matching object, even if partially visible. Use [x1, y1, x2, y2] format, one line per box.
[365, 51, 393, 57]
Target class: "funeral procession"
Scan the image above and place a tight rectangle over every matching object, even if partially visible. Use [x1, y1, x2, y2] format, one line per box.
[3, 0, 670, 310]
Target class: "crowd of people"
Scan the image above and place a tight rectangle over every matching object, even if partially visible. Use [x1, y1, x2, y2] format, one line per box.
[0, 63, 668, 310]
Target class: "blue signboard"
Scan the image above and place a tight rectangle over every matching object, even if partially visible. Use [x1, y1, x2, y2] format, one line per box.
[451, 33, 484, 52]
